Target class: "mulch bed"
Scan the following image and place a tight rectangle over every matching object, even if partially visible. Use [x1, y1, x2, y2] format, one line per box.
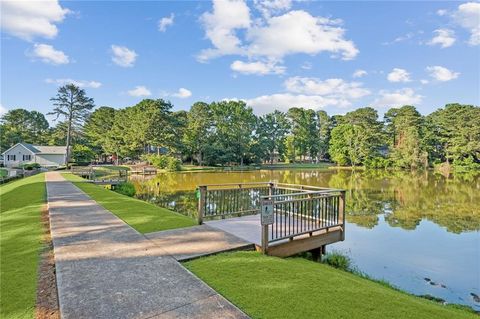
[35, 204, 60, 319]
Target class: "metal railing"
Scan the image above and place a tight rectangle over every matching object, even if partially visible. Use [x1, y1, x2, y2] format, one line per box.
[197, 182, 273, 223]
[70, 166, 128, 184]
[262, 190, 344, 247]
[197, 181, 345, 253]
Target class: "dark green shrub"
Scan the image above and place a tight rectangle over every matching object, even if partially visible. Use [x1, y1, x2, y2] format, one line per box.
[146, 154, 181, 171]
[322, 251, 352, 271]
[21, 163, 41, 170]
[113, 182, 136, 197]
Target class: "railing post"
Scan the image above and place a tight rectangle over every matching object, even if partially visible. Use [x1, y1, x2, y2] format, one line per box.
[198, 186, 207, 225]
[261, 224, 269, 254]
[268, 181, 274, 198]
[339, 190, 346, 241]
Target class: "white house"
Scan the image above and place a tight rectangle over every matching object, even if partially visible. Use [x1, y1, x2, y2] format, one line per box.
[2, 143, 68, 168]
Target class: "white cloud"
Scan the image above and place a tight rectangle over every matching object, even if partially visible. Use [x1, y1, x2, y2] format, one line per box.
[198, 1, 358, 72]
[0, 104, 7, 116]
[387, 68, 411, 82]
[284, 77, 370, 99]
[111, 45, 137, 67]
[45, 78, 102, 88]
[31, 44, 69, 65]
[242, 76, 370, 113]
[352, 69, 367, 78]
[0, 0, 69, 41]
[437, 9, 447, 16]
[301, 62, 312, 70]
[452, 2, 480, 45]
[246, 10, 358, 61]
[254, 0, 292, 18]
[231, 60, 285, 75]
[128, 86, 151, 97]
[420, 79, 429, 85]
[245, 93, 346, 113]
[198, 0, 251, 61]
[173, 88, 192, 98]
[428, 29, 456, 48]
[426, 66, 460, 81]
[372, 88, 423, 108]
[158, 13, 174, 32]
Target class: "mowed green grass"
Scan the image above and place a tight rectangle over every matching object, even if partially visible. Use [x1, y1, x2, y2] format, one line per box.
[62, 173, 196, 233]
[0, 174, 46, 319]
[184, 252, 476, 319]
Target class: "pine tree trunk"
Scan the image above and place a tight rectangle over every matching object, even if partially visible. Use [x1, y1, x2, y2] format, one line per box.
[65, 114, 73, 163]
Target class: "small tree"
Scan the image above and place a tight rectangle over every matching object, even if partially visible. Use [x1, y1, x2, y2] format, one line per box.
[71, 145, 96, 163]
[49, 84, 95, 161]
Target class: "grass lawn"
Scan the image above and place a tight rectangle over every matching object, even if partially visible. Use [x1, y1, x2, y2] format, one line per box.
[0, 174, 46, 319]
[184, 252, 476, 319]
[62, 173, 197, 233]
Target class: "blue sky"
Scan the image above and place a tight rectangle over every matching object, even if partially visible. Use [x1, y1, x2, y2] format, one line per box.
[1, 0, 479, 121]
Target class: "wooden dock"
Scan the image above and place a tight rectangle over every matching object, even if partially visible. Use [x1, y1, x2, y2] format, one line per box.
[130, 166, 157, 175]
[70, 166, 128, 186]
[197, 182, 345, 258]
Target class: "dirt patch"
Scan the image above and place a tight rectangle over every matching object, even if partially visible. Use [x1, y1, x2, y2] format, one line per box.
[35, 204, 60, 319]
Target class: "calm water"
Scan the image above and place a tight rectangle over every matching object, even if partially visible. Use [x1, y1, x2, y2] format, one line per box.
[131, 169, 480, 310]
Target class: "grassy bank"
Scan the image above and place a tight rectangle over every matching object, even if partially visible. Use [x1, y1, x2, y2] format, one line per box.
[62, 173, 196, 233]
[185, 252, 476, 319]
[0, 174, 46, 318]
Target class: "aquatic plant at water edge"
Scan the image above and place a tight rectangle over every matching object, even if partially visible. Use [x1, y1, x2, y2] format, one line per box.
[113, 182, 136, 197]
[322, 250, 352, 271]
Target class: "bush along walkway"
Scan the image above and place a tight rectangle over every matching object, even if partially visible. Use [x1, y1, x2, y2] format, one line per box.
[46, 172, 248, 319]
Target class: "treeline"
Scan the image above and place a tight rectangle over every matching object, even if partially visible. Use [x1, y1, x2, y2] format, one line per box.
[1, 85, 479, 170]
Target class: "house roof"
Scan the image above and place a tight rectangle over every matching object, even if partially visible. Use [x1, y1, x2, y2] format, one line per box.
[2, 143, 67, 155]
[33, 145, 68, 154]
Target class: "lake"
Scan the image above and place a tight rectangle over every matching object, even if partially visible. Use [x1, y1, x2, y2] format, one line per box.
[130, 169, 480, 310]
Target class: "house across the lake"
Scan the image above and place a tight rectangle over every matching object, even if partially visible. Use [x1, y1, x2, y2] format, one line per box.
[2, 143, 68, 168]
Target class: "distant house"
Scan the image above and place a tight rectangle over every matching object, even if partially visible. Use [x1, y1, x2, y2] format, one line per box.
[2, 143, 68, 167]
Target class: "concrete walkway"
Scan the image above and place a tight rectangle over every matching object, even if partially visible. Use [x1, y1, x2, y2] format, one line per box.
[145, 225, 254, 261]
[46, 172, 249, 319]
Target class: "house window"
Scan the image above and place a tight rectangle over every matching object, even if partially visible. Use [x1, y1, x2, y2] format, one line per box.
[7, 155, 16, 161]
[23, 154, 32, 161]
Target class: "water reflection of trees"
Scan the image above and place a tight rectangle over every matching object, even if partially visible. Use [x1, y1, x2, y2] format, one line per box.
[131, 169, 479, 234]
[328, 170, 480, 233]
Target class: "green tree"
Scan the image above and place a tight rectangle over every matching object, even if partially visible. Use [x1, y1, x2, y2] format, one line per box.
[84, 107, 116, 158]
[329, 107, 383, 166]
[49, 84, 95, 161]
[316, 110, 331, 161]
[384, 105, 427, 169]
[427, 104, 480, 165]
[183, 102, 212, 165]
[0, 109, 49, 150]
[47, 121, 87, 146]
[257, 111, 290, 163]
[71, 144, 96, 163]
[210, 100, 256, 165]
[286, 108, 318, 161]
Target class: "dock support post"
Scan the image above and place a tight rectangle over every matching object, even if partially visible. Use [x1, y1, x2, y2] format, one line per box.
[339, 190, 346, 241]
[310, 247, 322, 262]
[198, 186, 207, 225]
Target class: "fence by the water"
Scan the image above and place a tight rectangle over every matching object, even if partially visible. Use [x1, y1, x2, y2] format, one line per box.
[197, 182, 345, 256]
[70, 166, 128, 185]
